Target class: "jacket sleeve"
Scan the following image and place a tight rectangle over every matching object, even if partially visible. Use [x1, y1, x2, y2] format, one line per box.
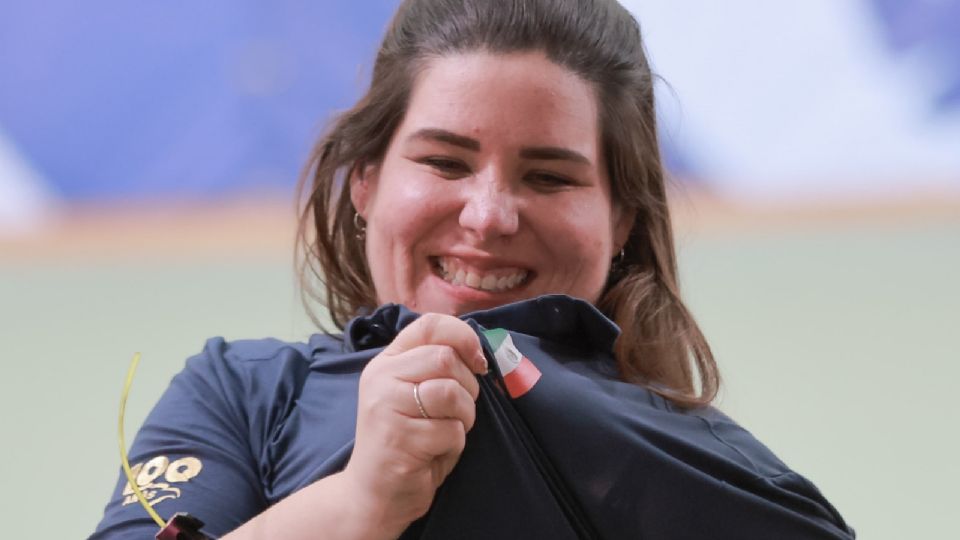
[90, 337, 305, 539]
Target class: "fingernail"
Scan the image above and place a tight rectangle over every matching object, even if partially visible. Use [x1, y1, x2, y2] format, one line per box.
[476, 351, 488, 374]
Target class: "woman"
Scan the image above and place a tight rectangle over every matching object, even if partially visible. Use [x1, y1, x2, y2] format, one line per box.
[94, 0, 854, 538]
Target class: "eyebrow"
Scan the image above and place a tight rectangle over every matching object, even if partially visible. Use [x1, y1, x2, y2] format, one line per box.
[407, 127, 592, 165]
[519, 146, 591, 165]
[409, 128, 480, 151]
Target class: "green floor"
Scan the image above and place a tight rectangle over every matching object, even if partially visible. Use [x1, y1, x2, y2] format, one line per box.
[1, 219, 957, 538]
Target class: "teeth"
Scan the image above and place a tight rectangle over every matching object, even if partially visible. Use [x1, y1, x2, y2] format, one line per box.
[435, 257, 528, 292]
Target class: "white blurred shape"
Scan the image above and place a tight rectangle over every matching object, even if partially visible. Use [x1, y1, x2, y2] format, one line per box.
[0, 129, 58, 238]
[626, 0, 960, 200]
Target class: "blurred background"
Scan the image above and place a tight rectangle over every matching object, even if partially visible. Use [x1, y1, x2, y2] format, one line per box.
[1, 0, 957, 537]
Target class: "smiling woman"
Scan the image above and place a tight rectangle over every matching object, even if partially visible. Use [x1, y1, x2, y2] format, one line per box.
[350, 51, 631, 316]
[92, 0, 855, 538]
[301, 1, 717, 407]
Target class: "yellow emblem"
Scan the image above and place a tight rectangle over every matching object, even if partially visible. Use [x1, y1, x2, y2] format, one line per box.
[121, 455, 203, 507]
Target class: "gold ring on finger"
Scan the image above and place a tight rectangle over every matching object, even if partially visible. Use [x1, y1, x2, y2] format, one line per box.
[413, 382, 431, 419]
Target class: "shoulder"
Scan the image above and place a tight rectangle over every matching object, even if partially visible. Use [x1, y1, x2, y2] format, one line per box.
[191, 333, 343, 365]
[682, 406, 796, 478]
[160, 333, 346, 434]
[96, 334, 345, 537]
[180, 333, 344, 384]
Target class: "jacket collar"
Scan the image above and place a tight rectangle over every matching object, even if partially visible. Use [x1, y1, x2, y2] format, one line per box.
[342, 294, 620, 354]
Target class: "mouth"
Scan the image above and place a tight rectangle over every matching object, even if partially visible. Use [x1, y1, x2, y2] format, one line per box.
[430, 256, 532, 293]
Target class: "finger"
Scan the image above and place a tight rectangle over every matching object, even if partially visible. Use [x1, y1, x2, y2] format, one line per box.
[401, 417, 467, 461]
[385, 313, 487, 374]
[389, 345, 480, 401]
[400, 379, 476, 431]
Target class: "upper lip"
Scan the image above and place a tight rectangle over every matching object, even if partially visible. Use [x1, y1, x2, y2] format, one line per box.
[433, 250, 533, 272]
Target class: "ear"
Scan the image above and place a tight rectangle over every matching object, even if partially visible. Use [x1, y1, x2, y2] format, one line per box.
[612, 206, 637, 255]
[349, 162, 379, 219]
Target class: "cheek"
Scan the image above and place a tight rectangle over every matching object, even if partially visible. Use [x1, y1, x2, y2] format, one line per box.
[373, 188, 451, 248]
[370, 166, 437, 232]
[550, 199, 615, 254]
[366, 170, 459, 277]
[544, 198, 615, 288]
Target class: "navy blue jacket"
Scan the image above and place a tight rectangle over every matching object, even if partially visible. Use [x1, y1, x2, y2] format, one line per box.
[92, 295, 854, 539]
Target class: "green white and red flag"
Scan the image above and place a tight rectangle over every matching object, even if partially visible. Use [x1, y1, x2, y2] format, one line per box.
[482, 328, 542, 398]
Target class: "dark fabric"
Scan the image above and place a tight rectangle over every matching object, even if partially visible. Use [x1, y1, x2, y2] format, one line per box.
[92, 295, 854, 539]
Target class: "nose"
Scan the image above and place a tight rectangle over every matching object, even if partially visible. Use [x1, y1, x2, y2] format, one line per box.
[458, 173, 519, 240]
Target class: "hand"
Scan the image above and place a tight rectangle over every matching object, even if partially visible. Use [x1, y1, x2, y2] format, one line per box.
[342, 313, 488, 533]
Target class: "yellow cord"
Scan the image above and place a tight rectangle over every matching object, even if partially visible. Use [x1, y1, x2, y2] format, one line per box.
[118, 352, 166, 528]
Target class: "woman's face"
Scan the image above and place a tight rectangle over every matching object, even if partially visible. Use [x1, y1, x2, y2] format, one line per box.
[351, 51, 634, 315]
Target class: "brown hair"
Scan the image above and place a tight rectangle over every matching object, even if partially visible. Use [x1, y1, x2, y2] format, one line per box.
[297, 0, 719, 408]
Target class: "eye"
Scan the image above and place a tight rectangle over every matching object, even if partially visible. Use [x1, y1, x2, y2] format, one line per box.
[525, 171, 578, 191]
[420, 156, 470, 179]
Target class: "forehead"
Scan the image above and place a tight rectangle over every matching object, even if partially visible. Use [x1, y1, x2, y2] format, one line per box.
[401, 51, 600, 156]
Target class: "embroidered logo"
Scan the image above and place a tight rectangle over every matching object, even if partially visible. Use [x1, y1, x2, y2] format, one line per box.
[483, 328, 542, 398]
[121, 455, 203, 507]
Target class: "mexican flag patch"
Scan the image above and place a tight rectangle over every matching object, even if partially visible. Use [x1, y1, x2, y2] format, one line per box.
[482, 328, 542, 398]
